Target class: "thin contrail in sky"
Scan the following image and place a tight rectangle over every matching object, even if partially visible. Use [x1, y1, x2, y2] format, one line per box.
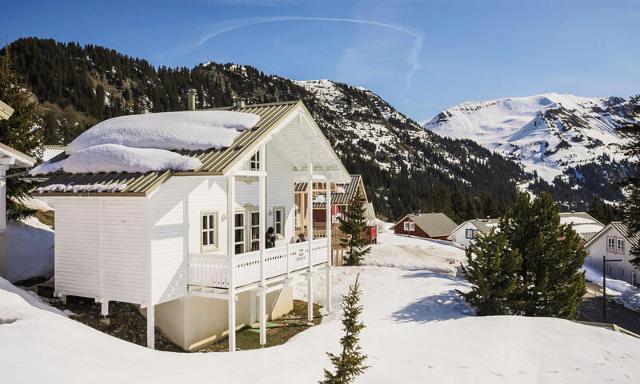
[186, 16, 423, 92]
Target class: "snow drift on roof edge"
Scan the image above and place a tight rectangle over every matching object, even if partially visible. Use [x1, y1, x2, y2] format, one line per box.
[66, 110, 260, 153]
[30, 144, 201, 175]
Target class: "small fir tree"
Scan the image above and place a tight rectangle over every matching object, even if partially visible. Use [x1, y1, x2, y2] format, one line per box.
[321, 274, 368, 384]
[621, 95, 640, 266]
[462, 230, 523, 315]
[338, 197, 370, 266]
[0, 47, 43, 220]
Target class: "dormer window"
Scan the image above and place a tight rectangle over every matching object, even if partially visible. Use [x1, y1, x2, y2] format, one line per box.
[249, 151, 260, 171]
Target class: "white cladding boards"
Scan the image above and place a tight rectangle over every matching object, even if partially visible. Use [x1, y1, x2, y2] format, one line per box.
[149, 177, 188, 304]
[265, 143, 295, 243]
[450, 222, 477, 248]
[181, 176, 228, 257]
[55, 198, 149, 304]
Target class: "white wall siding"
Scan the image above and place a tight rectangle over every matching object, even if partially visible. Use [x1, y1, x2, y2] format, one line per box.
[55, 198, 149, 304]
[449, 222, 477, 248]
[99, 199, 149, 303]
[266, 144, 295, 244]
[184, 176, 228, 257]
[586, 227, 638, 285]
[150, 177, 187, 305]
[55, 199, 100, 298]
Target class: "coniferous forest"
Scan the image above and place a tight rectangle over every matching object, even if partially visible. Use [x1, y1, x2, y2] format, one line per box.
[1, 37, 626, 222]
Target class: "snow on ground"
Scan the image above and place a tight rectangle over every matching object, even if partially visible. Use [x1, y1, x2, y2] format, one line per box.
[2, 233, 640, 383]
[14, 197, 53, 212]
[583, 265, 640, 312]
[66, 111, 259, 153]
[4, 216, 54, 283]
[2, 265, 639, 383]
[31, 144, 201, 175]
[0, 277, 66, 316]
[363, 232, 466, 274]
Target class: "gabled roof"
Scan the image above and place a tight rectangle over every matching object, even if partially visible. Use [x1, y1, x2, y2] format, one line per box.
[392, 212, 458, 238]
[450, 218, 500, 237]
[559, 212, 604, 242]
[0, 142, 36, 168]
[586, 221, 640, 248]
[297, 175, 366, 208]
[33, 100, 346, 197]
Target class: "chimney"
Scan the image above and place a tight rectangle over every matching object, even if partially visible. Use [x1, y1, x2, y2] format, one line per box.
[187, 89, 197, 111]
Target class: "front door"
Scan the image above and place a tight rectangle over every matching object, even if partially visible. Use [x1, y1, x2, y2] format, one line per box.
[234, 209, 261, 253]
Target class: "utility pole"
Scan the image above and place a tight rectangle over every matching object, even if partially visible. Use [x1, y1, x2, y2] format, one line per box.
[602, 255, 623, 320]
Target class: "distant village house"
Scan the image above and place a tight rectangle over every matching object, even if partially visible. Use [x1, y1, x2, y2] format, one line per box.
[585, 222, 640, 286]
[392, 212, 457, 240]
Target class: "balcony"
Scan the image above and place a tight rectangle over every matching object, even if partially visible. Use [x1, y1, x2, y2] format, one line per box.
[187, 238, 329, 289]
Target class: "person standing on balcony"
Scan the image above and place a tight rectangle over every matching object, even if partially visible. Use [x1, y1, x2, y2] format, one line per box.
[266, 227, 276, 248]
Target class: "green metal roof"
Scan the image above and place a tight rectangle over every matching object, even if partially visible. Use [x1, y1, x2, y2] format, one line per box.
[33, 101, 301, 197]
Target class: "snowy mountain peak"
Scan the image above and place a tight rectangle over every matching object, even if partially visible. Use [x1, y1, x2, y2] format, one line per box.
[425, 93, 636, 181]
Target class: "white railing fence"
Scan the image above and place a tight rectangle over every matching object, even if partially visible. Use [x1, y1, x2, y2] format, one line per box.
[188, 238, 328, 289]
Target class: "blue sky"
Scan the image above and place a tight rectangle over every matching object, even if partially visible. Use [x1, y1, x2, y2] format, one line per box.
[3, 0, 640, 121]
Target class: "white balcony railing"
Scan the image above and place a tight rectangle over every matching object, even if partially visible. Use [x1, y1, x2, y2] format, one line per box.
[188, 238, 329, 289]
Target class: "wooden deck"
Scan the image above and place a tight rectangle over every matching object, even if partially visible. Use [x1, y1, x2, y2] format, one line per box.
[187, 238, 329, 289]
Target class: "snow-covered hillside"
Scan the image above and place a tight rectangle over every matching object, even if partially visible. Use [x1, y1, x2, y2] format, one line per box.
[425, 93, 635, 182]
[3, 234, 640, 383]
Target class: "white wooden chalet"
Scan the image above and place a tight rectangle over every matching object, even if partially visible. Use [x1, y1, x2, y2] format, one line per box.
[33, 101, 350, 351]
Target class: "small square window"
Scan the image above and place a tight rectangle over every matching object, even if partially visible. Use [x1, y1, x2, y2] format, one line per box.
[201, 212, 218, 251]
[465, 229, 477, 240]
[617, 239, 625, 253]
[273, 207, 284, 236]
[249, 151, 260, 171]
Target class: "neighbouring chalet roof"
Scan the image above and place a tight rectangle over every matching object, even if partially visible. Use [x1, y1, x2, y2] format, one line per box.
[295, 175, 366, 208]
[586, 221, 640, 248]
[393, 212, 458, 238]
[450, 218, 500, 238]
[0, 142, 36, 168]
[558, 212, 604, 242]
[33, 100, 346, 197]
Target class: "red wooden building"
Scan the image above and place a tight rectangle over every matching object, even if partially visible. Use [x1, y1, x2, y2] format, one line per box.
[392, 213, 457, 240]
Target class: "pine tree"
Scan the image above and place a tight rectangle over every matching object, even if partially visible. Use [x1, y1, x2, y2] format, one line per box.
[499, 192, 586, 318]
[321, 274, 368, 384]
[620, 95, 640, 266]
[462, 230, 523, 315]
[338, 197, 371, 266]
[0, 47, 43, 220]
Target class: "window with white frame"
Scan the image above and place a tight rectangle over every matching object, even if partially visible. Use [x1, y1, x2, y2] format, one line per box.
[273, 207, 284, 236]
[201, 212, 218, 251]
[403, 221, 415, 232]
[465, 228, 477, 240]
[607, 237, 616, 252]
[234, 212, 245, 254]
[617, 239, 625, 253]
[249, 151, 260, 171]
[250, 211, 260, 251]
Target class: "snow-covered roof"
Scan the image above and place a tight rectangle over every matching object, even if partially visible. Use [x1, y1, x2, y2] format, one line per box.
[31, 144, 201, 176]
[558, 212, 604, 241]
[33, 101, 349, 196]
[66, 110, 259, 154]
